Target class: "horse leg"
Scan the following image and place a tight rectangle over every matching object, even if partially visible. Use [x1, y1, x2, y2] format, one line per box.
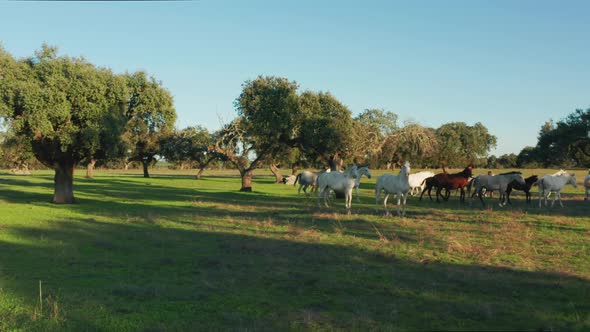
[402, 192, 408, 216]
[419, 186, 428, 201]
[550, 191, 558, 208]
[396, 192, 402, 216]
[435, 187, 442, 203]
[479, 188, 485, 207]
[383, 193, 390, 216]
[557, 191, 564, 207]
[345, 190, 352, 214]
[355, 186, 361, 203]
[375, 187, 381, 209]
[443, 188, 451, 201]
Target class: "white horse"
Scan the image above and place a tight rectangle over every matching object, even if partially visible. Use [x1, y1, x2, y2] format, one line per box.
[533, 169, 569, 199]
[375, 161, 411, 216]
[584, 170, 590, 201]
[470, 172, 526, 207]
[538, 173, 577, 207]
[408, 171, 435, 196]
[294, 169, 330, 196]
[317, 165, 358, 212]
[343, 166, 372, 202]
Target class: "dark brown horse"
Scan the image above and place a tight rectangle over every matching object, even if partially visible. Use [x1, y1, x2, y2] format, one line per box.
[433, 165, 473, 203]
[419, 176, 450, 201]
[505, 175, 538, 204]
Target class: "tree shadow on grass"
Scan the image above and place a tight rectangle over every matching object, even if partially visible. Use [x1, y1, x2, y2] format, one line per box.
[0, 218, 588, 331]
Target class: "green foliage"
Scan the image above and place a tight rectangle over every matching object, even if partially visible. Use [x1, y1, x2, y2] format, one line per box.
[380, 123, 439, 167]
[436, 122, 497, 167]
[299, 91, 353, 165]
[0, 44, 129, 168]
[236, 76, 300, 157]
[541, 109, 590, 167]
[0, 130, 38, 170]
[159, 126, 216, 169]
[351, 109, 398, 163]
[123, 71, 176, 175]
[496, 153, 518, 168]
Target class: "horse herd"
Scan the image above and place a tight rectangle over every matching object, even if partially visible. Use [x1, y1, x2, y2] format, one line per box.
[288, 164, 590, 216]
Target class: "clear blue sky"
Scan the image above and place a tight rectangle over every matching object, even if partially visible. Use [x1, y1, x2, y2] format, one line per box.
[1, 0, 589, 155]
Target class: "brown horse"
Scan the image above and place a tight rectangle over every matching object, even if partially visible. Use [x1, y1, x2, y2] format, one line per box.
[432, 165, 473, 203]
[419, 176, 450, 201]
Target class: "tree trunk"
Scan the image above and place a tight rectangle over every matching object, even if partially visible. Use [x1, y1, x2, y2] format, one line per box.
[240, 170, 254, 192]
[86, 159, 96, 178]
[269, 162, 282, 183]
[196, 167, 205, 179]
[125, 162, 131, 170]
[53, 161, 75, 204]
[142, 159, 150, 178]
[329, 155, 342, 172]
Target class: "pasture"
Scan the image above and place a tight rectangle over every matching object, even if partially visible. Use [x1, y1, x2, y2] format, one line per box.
[0, 168, 589, 331]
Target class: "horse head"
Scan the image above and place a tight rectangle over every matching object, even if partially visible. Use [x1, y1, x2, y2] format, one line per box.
[569, 174, 578, 188]
[462, 165, 473, 178]
[359, 166, 372, 179]
[401, 161, 411, 177]
[344, 165, 359, 179]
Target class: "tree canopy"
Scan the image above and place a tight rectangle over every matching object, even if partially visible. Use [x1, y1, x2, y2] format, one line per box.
[123, 71, 177, 178]
[0, 44, 130, 203]
[522, 108, 590, 167]
[299, 91, 353, 170]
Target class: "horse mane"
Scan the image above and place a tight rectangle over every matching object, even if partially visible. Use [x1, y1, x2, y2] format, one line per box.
[499, 171, 522, 176]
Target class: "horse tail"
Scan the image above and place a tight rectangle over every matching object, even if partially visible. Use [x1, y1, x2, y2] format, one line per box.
[467, 177, 474, 196]
[294, 173, 301, 186]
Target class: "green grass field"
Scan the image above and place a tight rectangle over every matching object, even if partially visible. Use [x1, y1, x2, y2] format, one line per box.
[0, 168, 589, 331]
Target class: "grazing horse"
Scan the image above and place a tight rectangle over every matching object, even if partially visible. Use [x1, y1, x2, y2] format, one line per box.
[505, 175, 538, 204]
[317, 165, 358, 212]
[294, 169, 330, 196]
[470, 172, 526, 207]
[538, 173, 577, 208]
[408, 171, 435, 196]
[375, 161, 411, 216]
[426, 165, 473, 203]
[584, 170, 590, 201]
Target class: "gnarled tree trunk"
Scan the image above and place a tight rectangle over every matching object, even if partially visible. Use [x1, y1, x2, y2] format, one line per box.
[269, 162, 282, 183]
[240, 170, 254, 192]
[142, 159, 151, 178]
[53, 160, 75, 204]
[86, 159, 96, 178]
[196, 167, 205, 179]
[329, 154, 343, 172]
